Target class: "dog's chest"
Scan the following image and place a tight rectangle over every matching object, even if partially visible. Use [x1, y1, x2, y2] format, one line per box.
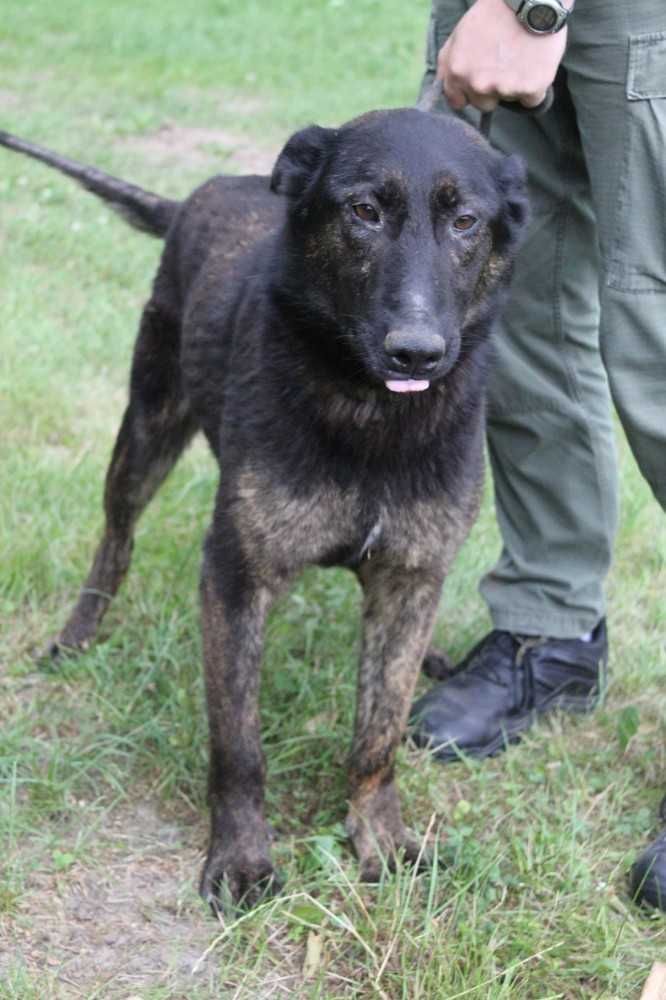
[231, 464, 461, 578]
[234, 465, 364, 569]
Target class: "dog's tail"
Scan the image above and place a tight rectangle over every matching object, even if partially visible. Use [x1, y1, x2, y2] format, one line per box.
[0, 130, 179, 238]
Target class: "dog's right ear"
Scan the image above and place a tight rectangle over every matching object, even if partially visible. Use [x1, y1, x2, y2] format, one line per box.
[270, 125, 335, 198]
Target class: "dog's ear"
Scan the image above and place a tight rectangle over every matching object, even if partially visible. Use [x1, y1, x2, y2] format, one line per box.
[270, 124, 335, 198]
[493, 153, 530, 253]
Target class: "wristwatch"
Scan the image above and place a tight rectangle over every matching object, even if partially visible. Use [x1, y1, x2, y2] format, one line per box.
[503, 0, 572, 34]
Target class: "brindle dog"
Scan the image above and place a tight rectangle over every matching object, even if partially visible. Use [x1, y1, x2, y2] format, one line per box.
[0, 109, 528, 910]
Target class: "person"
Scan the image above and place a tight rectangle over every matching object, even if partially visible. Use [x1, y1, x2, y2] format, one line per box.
[409, 0, 666, 909]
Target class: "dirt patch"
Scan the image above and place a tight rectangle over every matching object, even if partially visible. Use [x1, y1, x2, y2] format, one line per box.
[0, 663, 303, 996]
[1, 802, 234, 997]
[121, 125, 279, 176]
[184, 87, 267, 120]
[0, 89, 20, 110]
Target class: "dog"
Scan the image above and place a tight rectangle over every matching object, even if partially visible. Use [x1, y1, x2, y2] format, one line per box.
[0, 108, 528, 910]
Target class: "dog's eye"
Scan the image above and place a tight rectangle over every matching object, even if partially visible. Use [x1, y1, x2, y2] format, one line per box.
[453, 214, 478, 232]
[352, 203, 380, 224]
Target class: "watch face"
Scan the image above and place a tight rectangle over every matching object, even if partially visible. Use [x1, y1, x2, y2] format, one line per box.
[526, 4, 559, 31]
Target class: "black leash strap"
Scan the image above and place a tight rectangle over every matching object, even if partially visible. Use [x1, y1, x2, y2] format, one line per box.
[417, 79, 554, 138]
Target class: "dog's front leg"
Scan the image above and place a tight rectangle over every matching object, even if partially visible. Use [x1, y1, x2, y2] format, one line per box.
[347, 561, 444, 881]
[198, 528, 280, 911]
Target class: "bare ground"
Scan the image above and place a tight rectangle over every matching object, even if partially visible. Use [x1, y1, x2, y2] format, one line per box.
[0, 81, 279, 176]
[0, 794, 315, 998]
[0, 656, 272, 996]
[1, 800, 224, 997]
[0, 89, 20, 111]
[120, 124, 279, 176]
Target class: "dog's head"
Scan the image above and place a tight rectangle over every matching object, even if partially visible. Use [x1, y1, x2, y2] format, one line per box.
[270, 108, 528, 394]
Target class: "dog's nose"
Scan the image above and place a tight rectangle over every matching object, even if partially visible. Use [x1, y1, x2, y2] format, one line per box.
[384, 329, 446, 374]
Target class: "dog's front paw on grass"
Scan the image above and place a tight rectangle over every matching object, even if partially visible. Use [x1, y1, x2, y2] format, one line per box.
[359, 834, 434, 882]
[200, 854, 283, 915]
[356, 831, 434, 883]
[346, 781, 433, 883]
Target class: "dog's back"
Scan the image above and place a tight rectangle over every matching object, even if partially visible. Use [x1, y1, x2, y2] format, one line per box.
[148, 174, 285, 446]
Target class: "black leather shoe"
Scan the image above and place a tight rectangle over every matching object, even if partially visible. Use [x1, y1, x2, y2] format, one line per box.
[629, 828, 666, 910]
[410, 620, 607, 761]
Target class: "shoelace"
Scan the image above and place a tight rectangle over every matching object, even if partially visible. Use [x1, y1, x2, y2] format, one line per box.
[466, 630, 602, 718]
[468, 633, 549, 712]
[514, 636, 548, 712]
[514, 635, 600, 712]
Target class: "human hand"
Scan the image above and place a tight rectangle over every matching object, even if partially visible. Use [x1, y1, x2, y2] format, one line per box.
[437, 0, 568, 112]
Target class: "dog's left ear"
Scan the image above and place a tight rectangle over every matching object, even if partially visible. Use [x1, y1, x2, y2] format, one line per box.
[493, 153, 530, 253]
[270, 124, 335, 199]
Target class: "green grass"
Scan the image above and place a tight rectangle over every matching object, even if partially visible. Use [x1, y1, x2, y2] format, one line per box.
[1, 1, 666, 997]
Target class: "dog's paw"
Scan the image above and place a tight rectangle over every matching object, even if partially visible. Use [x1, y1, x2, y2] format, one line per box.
[347, 789, 434, 884]
[200, 855, 283, 915]
[358, 831, 433, 882]
[421, 646, 456, 680]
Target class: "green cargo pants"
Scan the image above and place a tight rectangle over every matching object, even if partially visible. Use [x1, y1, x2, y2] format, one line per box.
[422, 1, 666, 638]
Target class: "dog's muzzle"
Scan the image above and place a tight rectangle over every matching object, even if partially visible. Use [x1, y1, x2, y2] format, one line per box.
[383, 328, 446, 393]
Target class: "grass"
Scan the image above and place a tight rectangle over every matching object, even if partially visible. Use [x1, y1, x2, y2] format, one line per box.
[1, 1, 665, 996]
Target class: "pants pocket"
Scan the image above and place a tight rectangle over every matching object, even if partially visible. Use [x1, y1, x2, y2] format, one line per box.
[607, 32, 666, 293]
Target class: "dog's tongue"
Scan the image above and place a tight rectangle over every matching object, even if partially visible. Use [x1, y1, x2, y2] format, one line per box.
[385, 379, 430, 393]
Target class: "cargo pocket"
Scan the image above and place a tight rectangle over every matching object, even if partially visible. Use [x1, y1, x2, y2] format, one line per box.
[607, 32, 666, 293]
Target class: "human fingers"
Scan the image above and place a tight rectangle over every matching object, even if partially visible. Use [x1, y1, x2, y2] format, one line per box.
[437, 39, 468, 110]
[463, 89, 499, 113]
[516, 89, 548, 109]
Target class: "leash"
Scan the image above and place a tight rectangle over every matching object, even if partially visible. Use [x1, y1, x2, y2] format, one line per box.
[416, 78, 554, 138]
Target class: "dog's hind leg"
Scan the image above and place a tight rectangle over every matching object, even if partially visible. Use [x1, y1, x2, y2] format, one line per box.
[346, 561, 444, 881]
[50, 303, 198, 657]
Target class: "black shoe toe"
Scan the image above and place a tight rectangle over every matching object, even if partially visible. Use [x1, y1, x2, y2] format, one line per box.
[409, 623, 607, 764]
[629, 829, 666, 910]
